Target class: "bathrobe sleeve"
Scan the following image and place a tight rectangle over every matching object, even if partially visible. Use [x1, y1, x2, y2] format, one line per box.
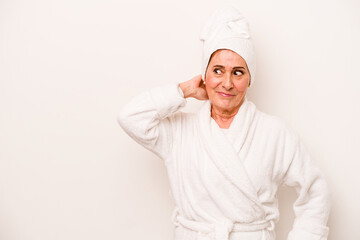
[116, 83, 186, 160]
[281, 132, 331, 240]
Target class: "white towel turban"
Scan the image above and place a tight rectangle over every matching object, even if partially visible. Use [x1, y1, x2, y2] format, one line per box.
[200, 7, 256, 86]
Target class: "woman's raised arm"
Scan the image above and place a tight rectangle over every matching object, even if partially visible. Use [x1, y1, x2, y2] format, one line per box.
[117, 82, 186, 159]
[116, 75, 207, 160]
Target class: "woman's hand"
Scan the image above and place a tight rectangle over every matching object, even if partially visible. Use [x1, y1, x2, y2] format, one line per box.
[179, 74, 208, 100]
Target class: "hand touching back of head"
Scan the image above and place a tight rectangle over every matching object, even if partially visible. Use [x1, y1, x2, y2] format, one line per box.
[179, 74, 208, 100]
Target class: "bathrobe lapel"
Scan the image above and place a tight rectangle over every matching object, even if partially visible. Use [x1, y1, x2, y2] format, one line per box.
[197, 98, 265, 219]
[224, 97, 258, 155]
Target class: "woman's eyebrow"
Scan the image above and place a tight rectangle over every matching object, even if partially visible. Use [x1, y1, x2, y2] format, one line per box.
[212, 65, 245, 69]
[213, 65, 225, 68]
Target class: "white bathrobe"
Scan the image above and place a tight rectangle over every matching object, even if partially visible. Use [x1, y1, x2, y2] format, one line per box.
[117, 83, 331, 240]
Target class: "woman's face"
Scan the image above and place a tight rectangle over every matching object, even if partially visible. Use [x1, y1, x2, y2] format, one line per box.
[205, 49, 251, 113]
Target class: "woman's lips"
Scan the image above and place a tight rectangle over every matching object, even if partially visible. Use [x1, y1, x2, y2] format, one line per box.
[217, 91, 235, 97]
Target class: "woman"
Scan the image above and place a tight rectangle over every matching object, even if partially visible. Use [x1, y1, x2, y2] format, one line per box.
[117, 7, 331, 240]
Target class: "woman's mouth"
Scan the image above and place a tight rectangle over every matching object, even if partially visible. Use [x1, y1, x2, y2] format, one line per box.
[217, 91, 235, 97]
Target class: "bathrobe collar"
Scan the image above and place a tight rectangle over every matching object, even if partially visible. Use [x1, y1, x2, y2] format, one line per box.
[197, 97, 265, 219]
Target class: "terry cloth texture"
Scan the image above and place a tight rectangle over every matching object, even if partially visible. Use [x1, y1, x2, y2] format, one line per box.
[117, 83, 331, 240]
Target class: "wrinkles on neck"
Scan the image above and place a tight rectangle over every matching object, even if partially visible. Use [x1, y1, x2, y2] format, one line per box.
[211, 108, 238, 129]
[210, 98, 245, 129]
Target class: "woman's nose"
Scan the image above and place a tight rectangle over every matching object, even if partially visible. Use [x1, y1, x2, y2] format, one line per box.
[222, 75, 233, 90]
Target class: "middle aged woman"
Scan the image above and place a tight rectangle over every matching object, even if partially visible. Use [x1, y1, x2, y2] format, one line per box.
[117, 6, 331, 240]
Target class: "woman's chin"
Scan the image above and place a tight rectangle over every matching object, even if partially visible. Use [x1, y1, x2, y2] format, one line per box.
[210, 97, 245, 113]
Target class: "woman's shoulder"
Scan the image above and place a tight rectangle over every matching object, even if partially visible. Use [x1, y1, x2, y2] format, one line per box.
[166, 110, 198, 128]
[169, 100, 208, 123]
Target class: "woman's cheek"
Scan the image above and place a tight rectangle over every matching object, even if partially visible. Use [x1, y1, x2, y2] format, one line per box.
[235, 78, 250, 90]
[205, 76, 221, 88]
[205, 79, 218, 96]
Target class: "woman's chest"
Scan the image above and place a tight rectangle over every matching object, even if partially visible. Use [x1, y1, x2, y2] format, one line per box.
[171, 128, 281, 195]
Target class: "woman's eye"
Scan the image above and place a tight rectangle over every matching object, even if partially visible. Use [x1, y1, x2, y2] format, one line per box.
[214, 69, 222, 74]
[234, 70, 243, 76]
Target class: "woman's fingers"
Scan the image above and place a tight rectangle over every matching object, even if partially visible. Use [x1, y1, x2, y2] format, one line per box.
[179, 74, 208, 100]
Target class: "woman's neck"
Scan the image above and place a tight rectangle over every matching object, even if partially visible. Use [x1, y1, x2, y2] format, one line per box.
[210, 98, 245, 129]
[211, 105, 240, 129]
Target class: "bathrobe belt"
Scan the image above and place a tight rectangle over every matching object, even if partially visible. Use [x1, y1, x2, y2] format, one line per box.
[171, 207, 275, 240]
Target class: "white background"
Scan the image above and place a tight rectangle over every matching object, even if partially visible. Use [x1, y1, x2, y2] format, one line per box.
[1, 0, 359, 239]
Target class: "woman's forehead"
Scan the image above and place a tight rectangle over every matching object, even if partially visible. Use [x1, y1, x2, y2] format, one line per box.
[209, 49, 246, 68]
